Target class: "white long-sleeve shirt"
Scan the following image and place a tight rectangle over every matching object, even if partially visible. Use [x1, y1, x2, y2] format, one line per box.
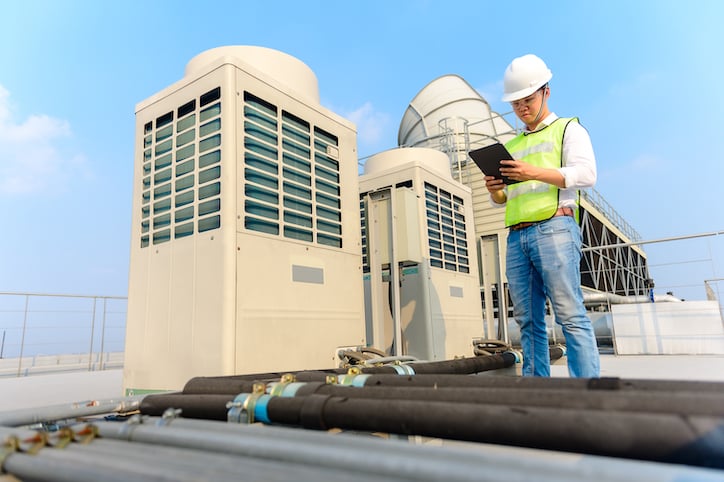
[491, 112, 596, 210]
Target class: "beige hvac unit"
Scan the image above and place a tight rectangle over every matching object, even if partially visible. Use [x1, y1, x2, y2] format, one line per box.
[124, 46, 365, 394]
[360, 147, 484, 361]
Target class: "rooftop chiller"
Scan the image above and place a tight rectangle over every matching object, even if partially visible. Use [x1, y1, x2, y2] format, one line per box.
[360, 147, 484, 360]
[124, 46, 365, 393]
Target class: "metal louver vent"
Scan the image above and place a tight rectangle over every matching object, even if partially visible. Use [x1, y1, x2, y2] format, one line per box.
[242, 91, 342, 248]
[140, 87, 223, 248]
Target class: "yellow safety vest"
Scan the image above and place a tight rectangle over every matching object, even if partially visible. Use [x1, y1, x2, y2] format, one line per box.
[504, 117, 578, 227]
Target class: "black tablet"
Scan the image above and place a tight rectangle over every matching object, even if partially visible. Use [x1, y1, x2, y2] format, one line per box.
[468, 143, 520, 185]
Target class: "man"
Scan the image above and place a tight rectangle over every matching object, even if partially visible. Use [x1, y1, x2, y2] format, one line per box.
[484, 54, 600, 378]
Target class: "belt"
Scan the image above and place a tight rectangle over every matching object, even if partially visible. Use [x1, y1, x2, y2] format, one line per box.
[509, 207, 574, 231]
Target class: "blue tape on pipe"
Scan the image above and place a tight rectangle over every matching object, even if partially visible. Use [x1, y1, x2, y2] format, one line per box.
[254, 394, 271, 424]
[392, 364, 416, 375]
[281, 382, 305, 397]
[506, 350, 522, 363]
[351, 374, 370, 387]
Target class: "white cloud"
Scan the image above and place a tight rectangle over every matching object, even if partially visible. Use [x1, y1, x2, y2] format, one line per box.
[0, 84, 87, 195]
[474, 80, 504, 108]
[474, 80, 516, 120]
[341, 102, 392, 155]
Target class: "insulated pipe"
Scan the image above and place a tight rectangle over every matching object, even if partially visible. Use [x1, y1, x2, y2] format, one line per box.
[548, 344, 565, 361]
[290, 382, 724, 417]
[256, 394, 724, 469]
[181, 352, 517, 394]
[181, 371, 333, 394]
[140, 393, 234, 420]
[339, 373, 724, 393]
[142, 375, 724, 422]
[402, 352, 517, 374]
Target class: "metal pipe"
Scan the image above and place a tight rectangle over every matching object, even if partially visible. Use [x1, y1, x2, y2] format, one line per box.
[361, 355, 419, 365]
[2, 452, 155, 482]
[582, 287, 682, 305]
[389, 189, 403, 357]
[101, 417, 707, 482]
[63, 437, 375, 482]
[93, 419, 518, 481]
[3, 417, 721, 482]
[0, 396, 143, 427]
[2, 422, 407, 482]
[18, 444, 196, 481]
[581, 230, 724, 252]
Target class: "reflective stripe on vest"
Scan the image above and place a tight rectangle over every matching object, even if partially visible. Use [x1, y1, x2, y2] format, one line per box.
[504, 117, 577, 227]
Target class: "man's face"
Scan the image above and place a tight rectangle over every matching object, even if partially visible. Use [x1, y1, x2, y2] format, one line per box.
[510, 88, 545, 125]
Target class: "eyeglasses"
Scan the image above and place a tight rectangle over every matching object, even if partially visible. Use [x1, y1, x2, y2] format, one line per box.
[510, 89, 543, 109]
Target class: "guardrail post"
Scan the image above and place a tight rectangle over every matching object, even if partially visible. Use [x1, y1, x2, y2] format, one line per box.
[17, 295, 30, 377]
[88, 297, 97, 371]
[99, 297, 108, 371]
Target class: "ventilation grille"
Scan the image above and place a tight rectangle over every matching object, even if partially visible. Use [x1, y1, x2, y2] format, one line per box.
[360, 194, 368, 269]
[360, 183, 470, 273]
[242, 91, 343, 248]
[424, 182, 469, 273]
[140, 87, 222, 248]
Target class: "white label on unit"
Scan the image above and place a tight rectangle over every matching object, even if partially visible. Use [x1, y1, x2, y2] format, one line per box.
[292, 265, 325, 284]
[450, 285, 464, 298]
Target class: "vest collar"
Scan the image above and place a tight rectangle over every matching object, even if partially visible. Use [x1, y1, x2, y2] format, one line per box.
[524, 112, 559, 133]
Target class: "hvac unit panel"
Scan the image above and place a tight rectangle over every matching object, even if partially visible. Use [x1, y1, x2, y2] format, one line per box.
[126, 53, 363, 393]
[360, 149, 484, 361]
[235, 69, 360, 257]
[125, 66, 238, 393]
[425, 270, 485, 358]
[396, 189, 424, 263]
[232, 68, 364, 374]
[370, 189, 423, 265]
[235, 234, 365, 374]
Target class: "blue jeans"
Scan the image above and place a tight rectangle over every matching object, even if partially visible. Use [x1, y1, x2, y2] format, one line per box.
[506, 215, 600, 378]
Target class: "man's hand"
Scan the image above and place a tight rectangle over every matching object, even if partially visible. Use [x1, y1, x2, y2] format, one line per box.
[500, 159, 566, 187]
[484, 175, 506, 204]
[500, 159, 535, 182]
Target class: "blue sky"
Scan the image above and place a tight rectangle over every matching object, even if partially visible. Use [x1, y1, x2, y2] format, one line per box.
[1, 0, 723, 304]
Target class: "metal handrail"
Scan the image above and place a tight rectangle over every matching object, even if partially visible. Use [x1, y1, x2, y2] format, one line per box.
[0, 292, 127, 377]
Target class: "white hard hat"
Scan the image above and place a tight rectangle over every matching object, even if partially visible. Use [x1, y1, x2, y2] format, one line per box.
[501, 54, 553, 102]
